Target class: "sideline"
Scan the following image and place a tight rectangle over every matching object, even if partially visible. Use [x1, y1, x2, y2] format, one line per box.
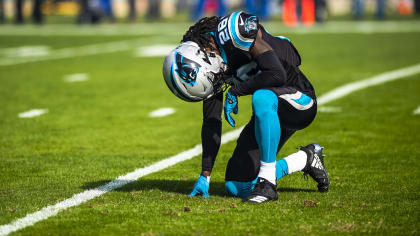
[0, 21, 419, 36]
[1, 63, 420, 236]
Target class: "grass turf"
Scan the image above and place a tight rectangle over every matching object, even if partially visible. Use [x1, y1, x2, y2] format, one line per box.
[0, 25, 419, 235]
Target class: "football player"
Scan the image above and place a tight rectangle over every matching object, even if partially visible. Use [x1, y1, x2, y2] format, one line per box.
[162, 11, 330, 203]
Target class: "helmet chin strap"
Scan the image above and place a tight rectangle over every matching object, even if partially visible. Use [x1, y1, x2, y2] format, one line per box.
[204, 51, 228, 96]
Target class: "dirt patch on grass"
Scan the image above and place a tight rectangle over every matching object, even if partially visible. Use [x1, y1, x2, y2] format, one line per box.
[303, 200, 319, 207]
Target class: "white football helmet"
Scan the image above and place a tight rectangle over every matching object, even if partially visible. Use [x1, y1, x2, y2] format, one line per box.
[162, 41, 225, 102]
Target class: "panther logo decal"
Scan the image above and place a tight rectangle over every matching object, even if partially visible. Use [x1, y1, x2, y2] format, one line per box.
[175, 53, 201, 87]
[244, 16, 258, 33]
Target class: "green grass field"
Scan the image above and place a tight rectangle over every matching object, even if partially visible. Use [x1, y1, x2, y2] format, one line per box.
[1, 22, 420, 235]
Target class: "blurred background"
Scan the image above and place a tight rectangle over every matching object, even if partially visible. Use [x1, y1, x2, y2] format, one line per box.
[0, 0, 419, 25]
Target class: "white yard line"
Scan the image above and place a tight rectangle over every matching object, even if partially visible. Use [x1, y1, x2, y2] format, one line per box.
[0, 46, 50, 58]
[1, 63, 420, 236]
[0, 24, 187, 36]
[0, 128, 243, 236]
[1, 21, 418, 65]
[413, 105, 420, 115]
[271, 21, 420, 34]
[318, 106, 342, 113]
[317, 64, 420, 105]
[0, 37, 172, 66]
[135, 45, 178, 57]
[18, 109, 48, 118]
[149, 107, 176, 117]
[63, 73, 89, 83]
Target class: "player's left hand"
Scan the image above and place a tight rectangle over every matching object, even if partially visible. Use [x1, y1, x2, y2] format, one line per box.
[224, 90, 238, 127]
[189, 175, 210, 198]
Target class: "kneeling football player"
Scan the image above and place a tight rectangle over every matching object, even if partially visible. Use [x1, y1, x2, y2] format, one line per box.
[162, 11, 330, 203]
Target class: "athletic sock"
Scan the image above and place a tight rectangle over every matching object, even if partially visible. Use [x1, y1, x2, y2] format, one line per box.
[258, 161, 276, 185]
[283, 150, 308, 174]
[276, 159, 289, 180]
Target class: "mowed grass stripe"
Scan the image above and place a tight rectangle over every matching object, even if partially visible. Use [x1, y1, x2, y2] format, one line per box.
[1, 62, 419, 236]
[0, 21, 419, 36]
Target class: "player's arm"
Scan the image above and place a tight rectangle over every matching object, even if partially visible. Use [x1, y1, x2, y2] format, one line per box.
[227, 13, 288, 96]
[190, 92, 223, 198]
[201, 92, 223, 176]
[230, 29, 287, 96]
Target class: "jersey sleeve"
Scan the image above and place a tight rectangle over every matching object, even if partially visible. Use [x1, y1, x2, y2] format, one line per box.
[227, 11, 259, 52]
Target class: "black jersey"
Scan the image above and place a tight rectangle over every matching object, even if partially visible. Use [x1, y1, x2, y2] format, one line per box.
[213, 11, 315, 98]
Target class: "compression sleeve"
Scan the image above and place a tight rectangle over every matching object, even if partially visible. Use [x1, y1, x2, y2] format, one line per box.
[201, 92, 223, 172]
[229, 50, 287, 96]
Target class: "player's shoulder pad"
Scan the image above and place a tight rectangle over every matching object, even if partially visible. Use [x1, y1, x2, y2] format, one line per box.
[227, 11, 259, 52]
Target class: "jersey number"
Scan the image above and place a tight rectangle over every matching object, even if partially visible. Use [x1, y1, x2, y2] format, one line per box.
[218, 18, 230, 45]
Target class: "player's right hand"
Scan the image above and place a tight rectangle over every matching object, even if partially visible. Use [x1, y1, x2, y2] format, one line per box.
[189, 175, 210, 198]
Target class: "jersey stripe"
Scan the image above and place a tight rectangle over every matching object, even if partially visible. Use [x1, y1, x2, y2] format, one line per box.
[234, 13, 255, 44]
[210, 31, 228, 63]
[228, 11, 253, 51]
[276, 36, 291, 42]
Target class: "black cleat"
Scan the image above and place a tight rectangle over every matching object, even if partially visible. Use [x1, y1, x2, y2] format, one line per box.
[244, 177, 278, 203]
[301, 143, 330, 192]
